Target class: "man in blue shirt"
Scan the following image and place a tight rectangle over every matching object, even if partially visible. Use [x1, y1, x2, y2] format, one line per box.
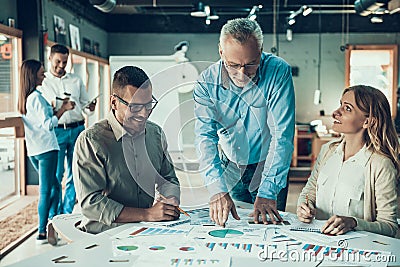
[194, 18, 295, 226]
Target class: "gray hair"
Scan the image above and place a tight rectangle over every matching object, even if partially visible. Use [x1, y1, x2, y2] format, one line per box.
[219, 18, 263, 50]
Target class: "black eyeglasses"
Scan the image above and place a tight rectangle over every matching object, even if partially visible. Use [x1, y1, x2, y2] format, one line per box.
[113, 94, 158, 113]
[223, 60, 259, 71]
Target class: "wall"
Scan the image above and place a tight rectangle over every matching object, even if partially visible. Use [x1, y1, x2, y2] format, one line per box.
[0, 0, 17, 27]
[109, 32, 400, 146]
[44, 0, 108, 57]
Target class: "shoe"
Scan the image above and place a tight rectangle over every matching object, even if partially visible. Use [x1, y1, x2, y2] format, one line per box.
[36, 234, 48, 245]
[47, 223, 58, 246]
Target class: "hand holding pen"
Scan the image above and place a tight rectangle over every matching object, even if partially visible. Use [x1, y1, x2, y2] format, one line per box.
[296, 193, 316, 223]
[158, 194, 190, 217]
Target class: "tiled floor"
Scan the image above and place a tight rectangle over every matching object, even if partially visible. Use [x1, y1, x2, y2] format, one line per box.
[0, 170, 306, 266]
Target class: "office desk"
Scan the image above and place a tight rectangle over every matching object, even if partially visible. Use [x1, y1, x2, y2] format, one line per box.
[7, 217, 400, 267]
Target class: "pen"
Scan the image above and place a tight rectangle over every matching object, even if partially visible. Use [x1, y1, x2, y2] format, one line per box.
[158, 194, 190, 217]
[373, 240, 388, 245]
[306, 193, 309, 207]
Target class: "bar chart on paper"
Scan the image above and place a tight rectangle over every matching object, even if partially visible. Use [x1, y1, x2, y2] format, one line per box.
[204, 242, 265, 257]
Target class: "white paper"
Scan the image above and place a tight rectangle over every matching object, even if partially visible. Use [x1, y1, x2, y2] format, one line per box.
[82, 94, 101, 108]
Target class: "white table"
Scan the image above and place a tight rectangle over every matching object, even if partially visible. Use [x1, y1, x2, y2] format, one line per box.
[6, 220, 400, 267]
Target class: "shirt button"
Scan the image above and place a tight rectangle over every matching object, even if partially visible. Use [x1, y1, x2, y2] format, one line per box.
[237, 147, 241, 150]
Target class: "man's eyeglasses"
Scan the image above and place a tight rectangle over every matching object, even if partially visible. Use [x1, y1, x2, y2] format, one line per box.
[223, 61, 259, 71]
[113, 94, 158, 113]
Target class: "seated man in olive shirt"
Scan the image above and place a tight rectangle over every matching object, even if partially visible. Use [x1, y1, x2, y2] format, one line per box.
[73, 66, 180, 234]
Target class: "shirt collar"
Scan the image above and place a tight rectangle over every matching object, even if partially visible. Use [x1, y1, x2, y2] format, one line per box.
[106, 111, 145, 141]
[46, 71, 68, 79]
[334, 139, 372, 166]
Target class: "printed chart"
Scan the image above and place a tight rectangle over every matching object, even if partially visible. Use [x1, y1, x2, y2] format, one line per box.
[134, 255, 230, 267]
[113, 226, 189, 239]
[112, 238, 206, 257]
[208, 229, 243, 238]
[202, 241, 267, 258]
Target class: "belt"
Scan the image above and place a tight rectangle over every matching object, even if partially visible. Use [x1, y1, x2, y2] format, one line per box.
[57, 120, 85, 129]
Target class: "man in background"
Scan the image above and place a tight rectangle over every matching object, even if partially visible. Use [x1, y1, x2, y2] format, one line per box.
[40, 44, 96, 216]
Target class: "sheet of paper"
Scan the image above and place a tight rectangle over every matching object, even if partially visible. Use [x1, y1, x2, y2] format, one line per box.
[186, 225, 266, 243]
[112, 226, 190, 239]
[82, 94, 101, 108]
[133, 254, 231, 267]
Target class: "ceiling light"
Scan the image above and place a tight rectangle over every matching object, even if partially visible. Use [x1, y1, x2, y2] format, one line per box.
[205, 18, 211, 25]
[302, 5, 313, 16]
[370, 15, 383, 22]
[90, 0, 116, 13]
[354, 0, 388, 16]
[249, 14, 257, 20]
[286, 28, 293, 41]
[190, 2, 207, 17]
[288, 18, 296, 25]
[247, 5, 262, 20]
[207, 9, 219, 20]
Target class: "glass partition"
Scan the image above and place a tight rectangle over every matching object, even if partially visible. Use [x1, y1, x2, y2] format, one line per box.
[0, 24, 23, 205]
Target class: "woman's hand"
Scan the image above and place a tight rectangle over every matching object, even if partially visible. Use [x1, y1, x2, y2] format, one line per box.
[321, 215, 357, 235]
[296, 202, 316, 223]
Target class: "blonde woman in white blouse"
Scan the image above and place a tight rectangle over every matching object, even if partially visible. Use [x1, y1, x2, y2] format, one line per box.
[297, 85, 399, 237]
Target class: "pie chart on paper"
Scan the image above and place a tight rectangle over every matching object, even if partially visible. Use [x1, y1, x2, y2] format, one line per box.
[149, 245, 166, 251]
[208, 229, 244, 238]
[179, 246, 195, 251]
[117, 245, 139, 251]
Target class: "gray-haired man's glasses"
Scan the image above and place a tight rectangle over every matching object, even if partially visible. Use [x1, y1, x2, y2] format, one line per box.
[113, 94, 158, 113]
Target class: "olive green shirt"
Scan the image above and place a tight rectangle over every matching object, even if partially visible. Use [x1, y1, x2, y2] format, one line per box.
[73, 111, 180, 234]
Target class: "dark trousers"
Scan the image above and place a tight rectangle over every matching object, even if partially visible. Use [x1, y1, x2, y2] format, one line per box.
[221, 151, 289, 211]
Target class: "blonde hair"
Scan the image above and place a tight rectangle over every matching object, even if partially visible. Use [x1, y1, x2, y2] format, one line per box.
[344, 85, 400, 175]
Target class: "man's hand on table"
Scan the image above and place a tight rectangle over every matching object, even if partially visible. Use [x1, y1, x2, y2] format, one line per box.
[145, 200, 180, 221]
[209, 192, 240, 227]
[252, 196, 283, 224]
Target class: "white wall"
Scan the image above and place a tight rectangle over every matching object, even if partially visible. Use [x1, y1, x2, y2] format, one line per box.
[108, 32, 400, 145]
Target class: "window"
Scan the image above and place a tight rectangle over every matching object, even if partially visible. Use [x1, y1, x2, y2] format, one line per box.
[0, 24, 23, 205]
[345, 45, 398, 116]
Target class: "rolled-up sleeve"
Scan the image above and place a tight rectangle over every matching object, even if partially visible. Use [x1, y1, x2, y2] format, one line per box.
[194, 79, 228, 197]
[258, 64, 295, 200]
[73, 133, 124, 226]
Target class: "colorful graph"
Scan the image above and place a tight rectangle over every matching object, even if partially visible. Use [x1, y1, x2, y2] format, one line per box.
[186, 208, 209, 218]
[149, 245, 166, 251]
[208, 229, 243, 238]
[170, 258, 222, 267]
[129, 227, 188, 236]
[206, 242, 265, 253]
[179, 246, 195, 251]
[116, 245, 139, 251]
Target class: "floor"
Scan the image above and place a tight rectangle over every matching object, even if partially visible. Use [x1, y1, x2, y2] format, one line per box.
[0, 170, 306, 267]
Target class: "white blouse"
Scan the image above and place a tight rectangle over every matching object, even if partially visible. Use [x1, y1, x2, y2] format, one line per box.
[316, 141, 371, 220]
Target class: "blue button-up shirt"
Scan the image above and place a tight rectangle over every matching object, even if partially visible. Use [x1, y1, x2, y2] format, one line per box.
[194, 52, 295, 200]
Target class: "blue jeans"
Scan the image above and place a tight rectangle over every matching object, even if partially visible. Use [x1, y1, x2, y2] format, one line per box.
[221, 151, 289, 211]
[52, 124, 85, 215]
[29, 150, 60, 234]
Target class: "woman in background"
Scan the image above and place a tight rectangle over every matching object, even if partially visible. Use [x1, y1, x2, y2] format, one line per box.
[297, 85, 399, 237]
[18, 59, 74, 244]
